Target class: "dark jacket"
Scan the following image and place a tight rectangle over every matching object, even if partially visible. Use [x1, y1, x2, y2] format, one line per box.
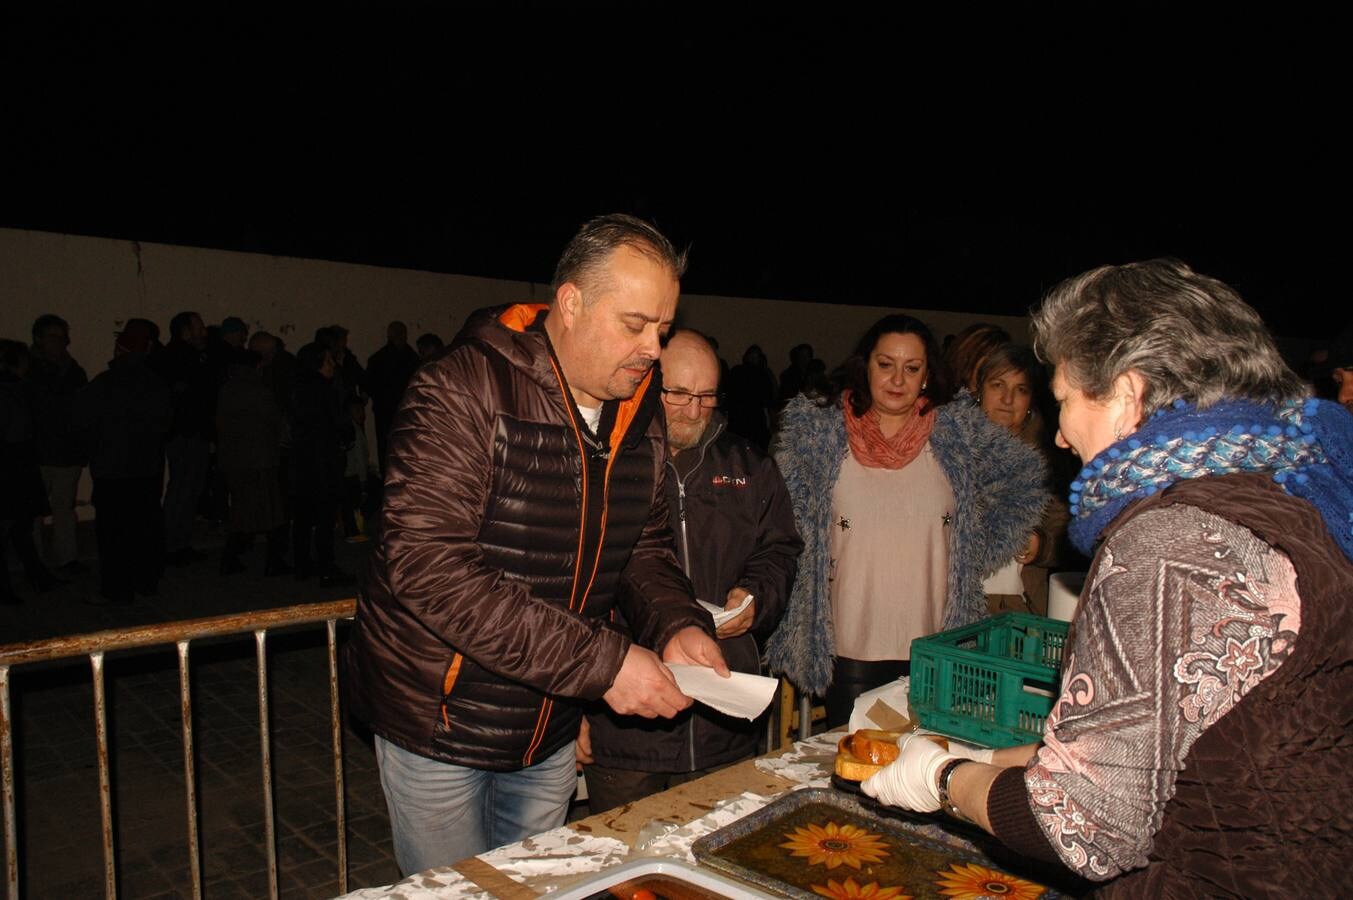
[154, 339, 214, 440]
[217, 368, 284, 473]
[0, 372, 48, 520]
[27, 354, 89, 466]
[287, 370, 352, 500]
[343, 304, 710, 772]
[73, 354, 172, 480]
[366, 342, 420, 419]
[588, 414, 803, 772]
[333, 350, 366, 407]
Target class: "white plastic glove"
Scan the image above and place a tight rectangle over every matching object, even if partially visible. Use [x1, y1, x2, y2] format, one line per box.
[948, 741, 994, 763]
[861, 732, 957, 812]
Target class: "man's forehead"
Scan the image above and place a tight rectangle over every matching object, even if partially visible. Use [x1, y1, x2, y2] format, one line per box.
[587, 246, 677, 300]
[662, 342, 718, 383]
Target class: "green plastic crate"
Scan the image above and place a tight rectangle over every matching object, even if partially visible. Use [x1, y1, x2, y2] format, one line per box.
[908, 612, 1068, 748]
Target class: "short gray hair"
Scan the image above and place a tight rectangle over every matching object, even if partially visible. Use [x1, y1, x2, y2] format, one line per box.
[552, 213, 688, 301]
[1031, 258, 1306, 417]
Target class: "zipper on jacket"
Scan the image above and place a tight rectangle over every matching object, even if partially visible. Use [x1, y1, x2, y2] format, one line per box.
[676, 479, 691, 576]
[688, 707, 698, 770]
[667, 421, 722, 773]
[667, 421, 722, 580]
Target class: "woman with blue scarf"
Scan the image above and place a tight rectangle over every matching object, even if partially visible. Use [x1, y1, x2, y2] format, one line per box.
[864, 260, 1353, 896]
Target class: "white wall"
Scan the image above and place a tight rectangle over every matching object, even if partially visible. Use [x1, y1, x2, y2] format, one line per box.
[0, 227, 1037, 531]
[1, 227, 1031, 376]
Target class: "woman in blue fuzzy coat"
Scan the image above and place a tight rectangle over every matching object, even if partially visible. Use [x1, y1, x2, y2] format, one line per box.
[766, 315, 1049, 725]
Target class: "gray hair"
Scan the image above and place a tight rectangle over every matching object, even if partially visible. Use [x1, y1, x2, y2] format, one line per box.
[552, 213, 688, 301]
[1031, 258, 1306, 417]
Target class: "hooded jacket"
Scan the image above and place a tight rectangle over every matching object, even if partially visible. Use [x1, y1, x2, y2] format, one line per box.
[343, 304, 709, 772]
[587, 413, 803, 771]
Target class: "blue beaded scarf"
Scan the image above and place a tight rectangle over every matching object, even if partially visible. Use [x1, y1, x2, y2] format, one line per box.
[1068, 397, 1353, 562]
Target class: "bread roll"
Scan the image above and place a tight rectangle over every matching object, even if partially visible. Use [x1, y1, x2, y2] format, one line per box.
[834, 729, 901, 781]
[833, 729, 951, 782]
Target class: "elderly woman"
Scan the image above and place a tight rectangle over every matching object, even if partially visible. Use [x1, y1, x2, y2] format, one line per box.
[864, 260, 1353, 896]
[974, 343, 1070, 615]
[767, 315, 1048, 727]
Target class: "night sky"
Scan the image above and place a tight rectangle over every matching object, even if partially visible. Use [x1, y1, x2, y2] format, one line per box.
[4, 10, 1343, 339]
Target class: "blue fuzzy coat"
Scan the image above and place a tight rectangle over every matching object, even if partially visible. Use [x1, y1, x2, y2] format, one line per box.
[766, 395, 1050, 695]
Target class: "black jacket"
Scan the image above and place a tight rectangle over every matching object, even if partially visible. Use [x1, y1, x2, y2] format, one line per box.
[287, 370, 352, 500]
[154, 339, 214, 440]
[0, 372, 47, 520]
[72, 354, 172, 480]
[366, 342, 420, 419]
[588, 413, 803, 772]
[27, 354, 89, 466]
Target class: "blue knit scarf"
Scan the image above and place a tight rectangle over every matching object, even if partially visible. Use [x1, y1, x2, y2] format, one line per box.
[1068, 397, 1353, 562]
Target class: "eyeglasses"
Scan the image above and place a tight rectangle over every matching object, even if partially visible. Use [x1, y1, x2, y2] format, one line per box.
[661, 388, 720, 409]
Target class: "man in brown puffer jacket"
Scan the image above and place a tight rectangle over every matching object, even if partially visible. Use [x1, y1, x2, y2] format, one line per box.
[344, 214, 727, 875]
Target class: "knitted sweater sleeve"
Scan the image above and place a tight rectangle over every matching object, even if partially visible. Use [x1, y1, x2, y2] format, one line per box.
[997, 504, 1302, 881]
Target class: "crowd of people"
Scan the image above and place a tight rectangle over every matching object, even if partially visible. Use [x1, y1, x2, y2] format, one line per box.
[4, 213, 1351, 895]
[0, 309, 448, 605]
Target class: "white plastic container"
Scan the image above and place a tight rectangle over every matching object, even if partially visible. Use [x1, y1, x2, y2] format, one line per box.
[1048, 572, 1086, 622]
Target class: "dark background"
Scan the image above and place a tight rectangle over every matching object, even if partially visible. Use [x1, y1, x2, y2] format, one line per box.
[3, 9, 1344, 339]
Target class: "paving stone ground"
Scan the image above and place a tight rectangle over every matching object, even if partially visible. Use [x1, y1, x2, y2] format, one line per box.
[1, 523, 403, 899]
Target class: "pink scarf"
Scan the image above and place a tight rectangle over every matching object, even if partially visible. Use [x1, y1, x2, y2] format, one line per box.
[842, 390, 936, 469]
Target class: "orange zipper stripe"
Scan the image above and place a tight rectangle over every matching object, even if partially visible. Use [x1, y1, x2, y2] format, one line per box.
[522, 357, 651, 766]
[525, 355, 591, 765]
[439, 652, 464, 731]
[548, 354, 590, 613]
[443, 652, 464, 695]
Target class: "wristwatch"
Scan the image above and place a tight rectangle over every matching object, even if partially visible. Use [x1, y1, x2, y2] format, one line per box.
[936, 758, 969, 822]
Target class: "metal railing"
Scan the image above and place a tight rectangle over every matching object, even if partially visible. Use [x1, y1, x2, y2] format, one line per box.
[0, 598, 357, 900]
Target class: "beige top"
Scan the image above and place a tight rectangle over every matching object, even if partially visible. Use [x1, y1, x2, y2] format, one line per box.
[829, 443, 955, 661]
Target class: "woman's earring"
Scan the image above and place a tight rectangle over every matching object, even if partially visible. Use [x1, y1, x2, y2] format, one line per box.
[921, 381, 928, 392]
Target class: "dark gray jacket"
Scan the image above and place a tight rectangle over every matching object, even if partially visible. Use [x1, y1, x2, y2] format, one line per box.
[588, 414, 803, 772]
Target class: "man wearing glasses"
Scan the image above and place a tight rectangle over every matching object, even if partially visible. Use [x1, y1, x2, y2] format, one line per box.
[580, 330, 803, 812]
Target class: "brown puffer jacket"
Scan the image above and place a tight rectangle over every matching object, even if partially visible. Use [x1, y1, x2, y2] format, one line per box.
[343, 304, 709, 772]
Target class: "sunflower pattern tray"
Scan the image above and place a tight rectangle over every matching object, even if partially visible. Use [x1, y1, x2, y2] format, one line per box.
[691, 788, 1069, 900]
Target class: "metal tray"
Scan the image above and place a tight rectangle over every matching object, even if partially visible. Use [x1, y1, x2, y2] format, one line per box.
[550, 858, 781, 900]
[691, 788, 1077, 899]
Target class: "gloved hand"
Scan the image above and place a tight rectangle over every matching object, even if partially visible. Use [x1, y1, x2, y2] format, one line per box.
[948, 741, 994, 763]
[861, 732, 957, 812]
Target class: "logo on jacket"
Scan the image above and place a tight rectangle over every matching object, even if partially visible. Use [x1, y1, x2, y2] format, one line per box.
[710, 474, 748, 488]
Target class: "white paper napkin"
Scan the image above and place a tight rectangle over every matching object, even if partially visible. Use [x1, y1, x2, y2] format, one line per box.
[697, 593, 754, 627]
[666, 664, 779, 720]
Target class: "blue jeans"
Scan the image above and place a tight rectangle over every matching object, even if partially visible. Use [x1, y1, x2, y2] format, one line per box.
[374, 736, 577, 876]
